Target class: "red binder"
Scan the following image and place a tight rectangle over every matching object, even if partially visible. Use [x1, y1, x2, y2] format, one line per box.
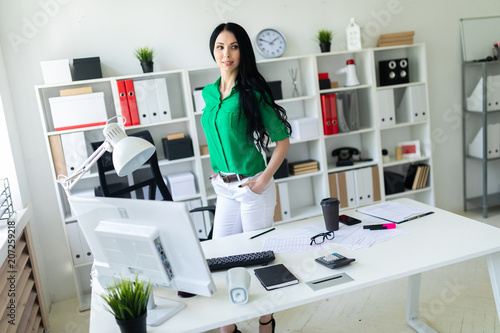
[329, 93, 339, 134]
[116, 80, 132, 127]
[321, 94, 338, 135]
[124, 80, 140, 126]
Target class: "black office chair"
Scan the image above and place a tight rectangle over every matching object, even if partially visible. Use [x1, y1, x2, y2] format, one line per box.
[90, 130, 214, 240]
[90, 130, 172, 201]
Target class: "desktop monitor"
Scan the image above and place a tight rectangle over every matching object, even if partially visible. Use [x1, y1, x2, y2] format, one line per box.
[69, 196, 216, 325]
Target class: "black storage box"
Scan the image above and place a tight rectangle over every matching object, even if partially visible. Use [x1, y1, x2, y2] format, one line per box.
[267, 81, 283, 100]
[383, 171, 405, 195]
[267, 157, 288, 179]
[319, 78, 331, 90]
[73, 57, 102, 81]
[162, 137, 194, 160]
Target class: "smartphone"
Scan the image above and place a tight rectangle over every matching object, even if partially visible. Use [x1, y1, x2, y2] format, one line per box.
[339, 214, 361, 226]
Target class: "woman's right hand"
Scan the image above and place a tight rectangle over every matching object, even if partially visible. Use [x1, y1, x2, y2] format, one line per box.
[209, 173, 218, 180]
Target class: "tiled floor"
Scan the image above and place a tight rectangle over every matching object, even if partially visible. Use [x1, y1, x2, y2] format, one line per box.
[47, 207, 500, 333]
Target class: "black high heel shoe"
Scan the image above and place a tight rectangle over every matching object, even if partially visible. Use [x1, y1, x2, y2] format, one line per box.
[259, 314, 275, 333]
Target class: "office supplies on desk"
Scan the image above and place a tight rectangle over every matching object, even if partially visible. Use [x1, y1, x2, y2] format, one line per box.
[363, 223, 396, 230]
[357, 201, 433, 223]
[250, 228, 275, 239]
[254, 264, 299, 290]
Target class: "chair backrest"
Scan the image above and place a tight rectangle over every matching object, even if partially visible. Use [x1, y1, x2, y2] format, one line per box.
[90, 130, 173, 201]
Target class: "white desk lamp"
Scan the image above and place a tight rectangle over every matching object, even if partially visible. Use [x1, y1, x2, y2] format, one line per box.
[58, 116, 156, 196]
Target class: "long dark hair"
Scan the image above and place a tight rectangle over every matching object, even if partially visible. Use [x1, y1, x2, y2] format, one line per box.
[209, 22, 291, 152]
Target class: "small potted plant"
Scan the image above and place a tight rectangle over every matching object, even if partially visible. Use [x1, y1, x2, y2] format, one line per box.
[100, 275, 152, 333]
[315, 29, 334, 53]
[135, 46, 154, 73]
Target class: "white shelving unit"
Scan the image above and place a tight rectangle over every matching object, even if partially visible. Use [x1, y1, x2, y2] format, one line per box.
[35, 43, 434, 310]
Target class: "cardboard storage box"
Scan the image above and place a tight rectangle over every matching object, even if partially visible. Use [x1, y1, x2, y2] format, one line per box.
[166, 172, 196, 200]
[162, 137, 194, 160]
[289, 117, 319, 140]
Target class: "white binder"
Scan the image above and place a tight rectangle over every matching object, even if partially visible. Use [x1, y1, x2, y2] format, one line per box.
[60, 132, 87, 176]
[186, 199, 208, 239]
[377, 89, 396, 127]
[355, 168, 374, 206]
[66, 222, 85, 265]
[277, 182, 290, 221]
[468, 123, 500, 159]
[193, 89, 205, 113]
[77, 222, 93, 263]
[345, 170, 357, 208]
[155, 78, 172, 122]
[467, 76, 500, 112]
[133, 80, 153, 124]
[397, 85, 428, 122]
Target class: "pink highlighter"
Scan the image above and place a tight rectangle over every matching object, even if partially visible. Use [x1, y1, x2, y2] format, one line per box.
[363, 223, 396, 230]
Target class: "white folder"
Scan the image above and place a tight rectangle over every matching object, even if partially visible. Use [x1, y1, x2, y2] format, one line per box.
[397, 85, 428, 123]
[377, 89, 396, 127]
[66, 222, 85, 265]
[193, 89, 205, 113]
[345, 170, 357, 208]
[468, 123, 500, 159]
[467, 76, 500, 112]
[60, 132, 87, 176]
[354, 168, 374, 207]
[186, 199, 208, 239]
[133, 80, 153, 124]
[277, 182, 290, 221]
[76, 222, 93, 263]
[155, 78, 172, 122]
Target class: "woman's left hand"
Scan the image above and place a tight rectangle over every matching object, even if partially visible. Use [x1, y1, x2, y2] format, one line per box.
[239, 177, 267, 194]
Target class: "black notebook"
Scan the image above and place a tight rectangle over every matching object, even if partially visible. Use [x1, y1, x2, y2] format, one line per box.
[254, 264, 299, 290]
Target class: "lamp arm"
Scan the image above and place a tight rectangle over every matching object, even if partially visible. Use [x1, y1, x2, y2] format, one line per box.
[58, 141, 113, 196]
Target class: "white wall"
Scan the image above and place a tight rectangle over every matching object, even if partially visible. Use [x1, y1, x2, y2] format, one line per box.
[0, 0, 498, 303]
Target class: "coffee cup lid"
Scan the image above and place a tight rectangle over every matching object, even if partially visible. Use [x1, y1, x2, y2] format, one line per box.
[320, 198, 340, 206]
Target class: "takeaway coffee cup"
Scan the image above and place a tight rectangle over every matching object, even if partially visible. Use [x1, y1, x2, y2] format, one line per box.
[320, 198, 340, 231]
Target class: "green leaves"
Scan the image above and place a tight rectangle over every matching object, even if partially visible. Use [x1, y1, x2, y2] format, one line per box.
[315, 29, 334, 44]
[135, 47, 154, 63]
[100, 275, 152, 321]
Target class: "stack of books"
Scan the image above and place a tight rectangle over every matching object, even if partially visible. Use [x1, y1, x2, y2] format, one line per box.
[377, 31, 415, 47]
[405, 163, 430, 190]
[288, 160, 319, 175]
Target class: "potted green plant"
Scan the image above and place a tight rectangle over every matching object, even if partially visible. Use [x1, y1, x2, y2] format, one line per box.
[100, 275, 152, 333]
[315, 29, 334, 53]
[135, 46, 154, 73]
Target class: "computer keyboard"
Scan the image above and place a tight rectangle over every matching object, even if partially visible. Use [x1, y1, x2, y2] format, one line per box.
[206, 250, 276, 271]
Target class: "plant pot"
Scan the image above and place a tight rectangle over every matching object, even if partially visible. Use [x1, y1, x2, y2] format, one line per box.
[319, 42, 331, 53]
[141, 61, 154, 73]
[116, 312, 147, 333]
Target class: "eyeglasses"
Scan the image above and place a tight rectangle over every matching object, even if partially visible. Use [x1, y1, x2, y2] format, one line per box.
[310, 231, 334, 245]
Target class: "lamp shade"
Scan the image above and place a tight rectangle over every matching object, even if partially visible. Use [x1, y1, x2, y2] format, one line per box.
[113, 136, 156, 177]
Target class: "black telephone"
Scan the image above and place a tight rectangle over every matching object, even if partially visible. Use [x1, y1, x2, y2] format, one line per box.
[332, 147, 360, 166]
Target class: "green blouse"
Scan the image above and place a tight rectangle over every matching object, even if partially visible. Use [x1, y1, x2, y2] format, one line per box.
[201, 77, 289, 176]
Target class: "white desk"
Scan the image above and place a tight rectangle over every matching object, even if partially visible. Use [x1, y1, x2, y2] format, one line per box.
[89, 199, 500, 332]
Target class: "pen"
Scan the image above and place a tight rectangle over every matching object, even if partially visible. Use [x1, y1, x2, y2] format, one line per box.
[405, 211, 434, 221]
[363, 223, 396, 230]
[250, 228, 275, 239]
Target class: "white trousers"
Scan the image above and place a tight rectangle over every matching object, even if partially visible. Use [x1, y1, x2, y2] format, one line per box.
[211, 173, 276, 238]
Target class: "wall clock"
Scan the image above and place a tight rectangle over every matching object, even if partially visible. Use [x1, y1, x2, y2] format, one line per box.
[256, 29, 286, 58]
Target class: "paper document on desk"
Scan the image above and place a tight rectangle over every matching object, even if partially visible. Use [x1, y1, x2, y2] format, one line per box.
[261, 222, 408, 252]
[357, 201, 433, 223]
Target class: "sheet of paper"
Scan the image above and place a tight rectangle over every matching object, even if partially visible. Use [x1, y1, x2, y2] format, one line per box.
[261, 216, 409, 253]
